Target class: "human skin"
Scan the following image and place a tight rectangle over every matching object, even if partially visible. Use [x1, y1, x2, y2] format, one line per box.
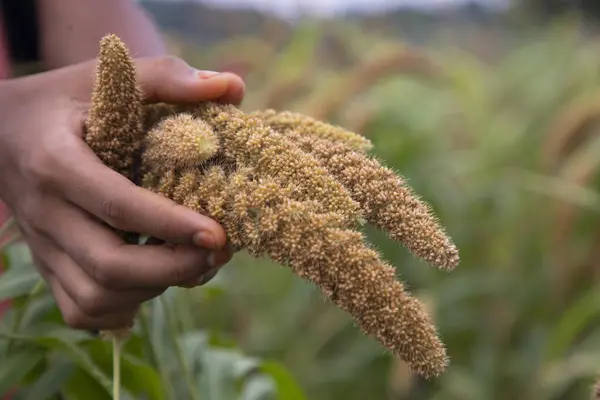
[37, 0, 168, 69]
[0, 1, 245, 330]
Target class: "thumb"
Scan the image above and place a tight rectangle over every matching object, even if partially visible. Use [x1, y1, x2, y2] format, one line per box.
[135, 56, 245, 105]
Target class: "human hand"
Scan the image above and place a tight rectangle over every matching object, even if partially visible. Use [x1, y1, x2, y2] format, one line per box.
[0, 56, 244, 330]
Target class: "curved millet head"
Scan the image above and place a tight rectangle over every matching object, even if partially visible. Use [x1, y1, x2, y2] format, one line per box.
[143, 113, 220, 172]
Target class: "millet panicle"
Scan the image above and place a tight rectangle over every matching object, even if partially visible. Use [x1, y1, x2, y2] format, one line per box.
[83, 33, 460, 378]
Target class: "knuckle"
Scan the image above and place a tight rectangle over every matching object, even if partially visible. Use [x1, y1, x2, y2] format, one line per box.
[99, 198, 126, 228]
[154, 55, 187, 74]
[86, 251, 119, 289]
[74, 284, 106, 317]
[21, 148, 61, 187]
[62, 308, 89, 330]
[19, 196, 46, 230]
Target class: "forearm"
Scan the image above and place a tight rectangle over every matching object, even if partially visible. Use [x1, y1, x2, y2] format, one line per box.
[37, 0, 166, 70]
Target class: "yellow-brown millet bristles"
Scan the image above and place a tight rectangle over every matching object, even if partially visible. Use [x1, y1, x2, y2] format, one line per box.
[142, 102, 179, 132]
[143, 114, 219, 172]
[254, 113, 458, 268]
[184, 102, 364, 227]
[250, 109, 373, 152]
[285, 132, 459, 270]
[592, 379, 600, 400]
[86, 33, 461, 379]
[85, 34, 144, 180]
[141, 164, 448, 377]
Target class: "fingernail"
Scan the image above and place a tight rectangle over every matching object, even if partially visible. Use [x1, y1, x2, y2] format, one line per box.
[179, 281, 197, 289]
[193, 231, 216, 249]
[198, 267, 220, 285]
[180, 265, 222, 288]
[196, 70, 220, 79]
[207, 250, 231, 270]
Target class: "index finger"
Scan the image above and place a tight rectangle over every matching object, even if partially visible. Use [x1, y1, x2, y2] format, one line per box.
[59, 151, 227, 250]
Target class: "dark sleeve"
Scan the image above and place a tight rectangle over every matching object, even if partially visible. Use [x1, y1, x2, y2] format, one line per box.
[0, 0, 40, 63]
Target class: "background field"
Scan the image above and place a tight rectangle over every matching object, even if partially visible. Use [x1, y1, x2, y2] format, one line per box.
[3, 2, 600, 399]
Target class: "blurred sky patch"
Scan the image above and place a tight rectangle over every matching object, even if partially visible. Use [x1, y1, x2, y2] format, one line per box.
[157, 0, 510, 18]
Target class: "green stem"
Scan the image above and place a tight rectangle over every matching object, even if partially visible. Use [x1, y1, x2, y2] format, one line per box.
[113, 336, 122, 400]
[138, 306, 176, 398]
[0, 217, 20, 252]
[161, 295, 201, 400]
[0, 217, 15, 240]
[6, 278, 46, 355]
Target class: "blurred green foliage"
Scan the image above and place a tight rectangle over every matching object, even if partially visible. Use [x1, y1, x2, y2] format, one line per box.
[518, 0, 600, 20]
[3, 15, 600, 400]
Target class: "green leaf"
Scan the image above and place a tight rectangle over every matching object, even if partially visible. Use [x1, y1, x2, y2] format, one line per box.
[63, 367, 112, 400]
[0, 261, 39, 302]
[0, 217, 16, 243]
[0, 347, 45, 395]
[0, 326, 114, 396]
[85, 340, 167, 400]
[0, 324, 92, 344]
[2, 242, 33, 270]
[37, 338, 114, 396]
[23, 356, 75, 400]
[19, 296, 59, 330]
[544, 287, 600, 361]
[198, 349, 239, 400]
[240, 375, 277, 400]
[260, 361, 307, 400]
[120, 353, 167, 400]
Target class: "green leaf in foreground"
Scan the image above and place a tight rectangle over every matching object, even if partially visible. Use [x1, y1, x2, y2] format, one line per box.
[544, 287, 600, 362]
[21, 356, 75, 400]
[0, 326, 115, 396]
[86, 339, 167, 400]
[0, 261, 39, 303]
[1, 242, 33, 270]
[261, 361, 307, 400]
[0, 347, 45, 395]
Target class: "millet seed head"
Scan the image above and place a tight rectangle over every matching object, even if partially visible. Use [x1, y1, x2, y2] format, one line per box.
[141, 164, 448, 377]
[143, 113, 219, 172]
[250, 109, 373, 152]
[84, 33, 461, 378]
[85, 34, 144, 180]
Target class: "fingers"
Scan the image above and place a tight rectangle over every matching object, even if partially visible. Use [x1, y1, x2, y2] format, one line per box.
[52, 279, 138, 331]
[135, 56, 245, 105]
[57, 154, 227, 249]
[38, 238, 165, 315]
[36, 198, 225, 289]
[31, 252, 138, 330]
[145, 236, 231, 288]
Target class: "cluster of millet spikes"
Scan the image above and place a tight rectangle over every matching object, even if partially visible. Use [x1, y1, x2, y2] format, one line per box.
[275, 128, 458, 270]
[146, 166, 448, 377]
[84, 34, 460, 378]
[183, 102, 365, 227]
[250, 109, 374, 152]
